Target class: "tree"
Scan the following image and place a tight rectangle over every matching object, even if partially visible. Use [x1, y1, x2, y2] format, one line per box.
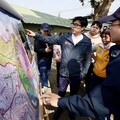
[79, 0, 114, 20]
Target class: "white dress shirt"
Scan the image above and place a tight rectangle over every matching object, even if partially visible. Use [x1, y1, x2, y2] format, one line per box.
[72, 34, 83, 45]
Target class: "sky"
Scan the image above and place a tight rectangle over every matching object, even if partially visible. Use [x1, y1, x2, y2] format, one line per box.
[5, 0, 120, 19]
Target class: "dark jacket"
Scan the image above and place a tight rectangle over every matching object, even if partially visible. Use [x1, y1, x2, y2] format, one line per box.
[34, 33, 53, 60]
[101, 45, 120, 119]
[35, 32, 92, 78]
[58, 45, 120, 119]
[58, 86, 109, 118]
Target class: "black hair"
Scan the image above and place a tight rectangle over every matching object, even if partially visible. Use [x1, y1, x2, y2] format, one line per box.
[101, 28, 111, 37]
[72, 16, 88, 28]
[91, 21, 102, 29]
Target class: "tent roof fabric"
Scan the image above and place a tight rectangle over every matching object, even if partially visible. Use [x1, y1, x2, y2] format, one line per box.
[0, 0, 23, 20]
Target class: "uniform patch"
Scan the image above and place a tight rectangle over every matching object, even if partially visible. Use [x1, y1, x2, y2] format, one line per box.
[97, 49, 102, 54]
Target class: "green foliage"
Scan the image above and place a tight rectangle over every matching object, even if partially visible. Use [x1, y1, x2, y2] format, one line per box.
[79, 0, 100, 7]
[90, 0, 100, 8]
[90, 0, 95, 7]
[79, 0, 84, 3]
[79, 0, 84, 5]
[79, 0, 114, 19]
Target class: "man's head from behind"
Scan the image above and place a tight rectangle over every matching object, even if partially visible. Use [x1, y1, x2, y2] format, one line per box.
[99, 7, 120, 44]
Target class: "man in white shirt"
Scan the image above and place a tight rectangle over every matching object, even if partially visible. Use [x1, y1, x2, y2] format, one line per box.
[26, 16, 92, 120]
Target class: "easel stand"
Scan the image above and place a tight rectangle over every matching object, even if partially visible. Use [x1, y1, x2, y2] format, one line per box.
[39, 83, 53, 120]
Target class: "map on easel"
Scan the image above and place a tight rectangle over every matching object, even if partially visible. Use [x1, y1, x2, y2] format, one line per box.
[0, 6, 40, 120]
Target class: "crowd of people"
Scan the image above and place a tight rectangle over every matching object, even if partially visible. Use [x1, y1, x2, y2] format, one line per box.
[26, 7, 120, 120]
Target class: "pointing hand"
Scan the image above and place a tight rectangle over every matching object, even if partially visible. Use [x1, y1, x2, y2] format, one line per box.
[26, 29, 35, 37]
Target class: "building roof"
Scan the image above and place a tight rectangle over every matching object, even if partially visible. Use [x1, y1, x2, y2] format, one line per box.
[12, 4, 71, 28]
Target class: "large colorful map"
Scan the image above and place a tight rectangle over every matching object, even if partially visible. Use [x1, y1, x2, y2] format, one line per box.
[0, 8, 40, 120]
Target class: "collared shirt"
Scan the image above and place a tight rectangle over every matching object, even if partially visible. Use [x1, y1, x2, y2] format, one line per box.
[92, 43, 113, 52]
[72, 34, 83, 45]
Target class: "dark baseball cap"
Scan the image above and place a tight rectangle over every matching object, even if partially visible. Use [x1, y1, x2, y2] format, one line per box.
[40, 23, 50, 31]
[99, 7, 120, 22]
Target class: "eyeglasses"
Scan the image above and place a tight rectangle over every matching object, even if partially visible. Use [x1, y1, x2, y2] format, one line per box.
[71, 23, 81, 28]
[109, 24, 120, 29]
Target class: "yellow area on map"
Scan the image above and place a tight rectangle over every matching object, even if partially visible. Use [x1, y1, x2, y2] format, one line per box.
[0, 35, 19, 66]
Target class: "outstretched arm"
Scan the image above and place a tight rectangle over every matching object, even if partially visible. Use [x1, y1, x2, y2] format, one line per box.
[41, 86, 109, 118]
[26, 29, 36, 37]
[26, 29, 60, 44]
[41, 92, 96, 118]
